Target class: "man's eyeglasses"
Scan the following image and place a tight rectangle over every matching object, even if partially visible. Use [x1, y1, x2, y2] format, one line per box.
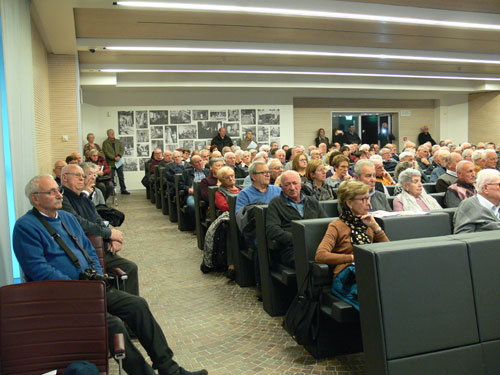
[34, 187, 63, 196]
[487, 183, 500, 188]
[255, 171, 271, 175]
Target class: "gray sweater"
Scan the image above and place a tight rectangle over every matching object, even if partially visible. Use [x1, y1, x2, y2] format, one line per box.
[453, 195, 500, 233]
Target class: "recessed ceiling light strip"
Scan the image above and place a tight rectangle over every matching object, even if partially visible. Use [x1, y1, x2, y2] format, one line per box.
[105, 46, 500, 65]
[113, 1, 500, 30]
[99, 68, 500, 80]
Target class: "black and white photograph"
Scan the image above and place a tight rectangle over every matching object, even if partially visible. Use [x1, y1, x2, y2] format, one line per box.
[120, 136, 134, 156]
[165, 144, 178, 152]
[257, 126, 270, 143]
[270, 125, 280, 138]
[139, 158, 149, 171]
[149, 110, 169, 125]
[228, 109, 239, 122]
[224, 122, 240, 138]
[136, 129, 149, 143]
[164, 126, 177, 144]
[137, 143, 150, 157]
[151, 126, 164, 139]
[192, 110, 209, 121]
[195, 140, 208, 151]
[151, 139, 164, 152]
[197, 121, 222, 139]
[242, 126, 257, 140]
[170, 110, 192, 124]
[178, 124, 197, 140]
[118, 111, 134, 135]
[180, 140, 194, 151]
[258, 109, 280, 125]
[123, 158, 138, 172]
[210, 110, 226, 121]
[135, 111, 148, 128]
[241, 109, 256, 125]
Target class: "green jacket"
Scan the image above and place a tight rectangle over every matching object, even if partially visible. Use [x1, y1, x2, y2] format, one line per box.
[102, 138, 124, 167]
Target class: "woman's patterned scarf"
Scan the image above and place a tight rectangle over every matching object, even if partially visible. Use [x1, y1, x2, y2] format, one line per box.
[339, 207, 371, 245]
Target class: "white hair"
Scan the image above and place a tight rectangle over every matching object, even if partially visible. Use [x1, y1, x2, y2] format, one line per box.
[259, 145, 270, 152]
[476, 169, 500, 193]
[280, 170, 301, 185]
[359, 144, 370, 152]
[399, 151, 414, 162]
[25, 174, 54, 205]
[472, 150, 485, 163]
[398, 168, 421, 186]
[354, 159, 375, 177]
[235, 150, 244, 158]
[255, 151, 268, 160]
[370, 155, 383, 162]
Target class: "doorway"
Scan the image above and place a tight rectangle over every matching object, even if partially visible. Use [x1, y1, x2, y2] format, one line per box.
[332, 112, 394, 145]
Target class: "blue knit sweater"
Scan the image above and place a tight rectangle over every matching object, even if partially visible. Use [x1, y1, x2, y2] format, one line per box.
[13, 210, 103, 281]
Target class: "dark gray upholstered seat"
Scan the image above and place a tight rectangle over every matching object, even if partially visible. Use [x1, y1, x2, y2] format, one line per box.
[159, 166, 169, 215]
[226, 194, 255, 287]
[166, 178, 177, 223]
[386, 185, 396, 196]
[154, 165, 162, 209]
[194, 182, 208, 249]
[318, 199, 339, 218]
[254, 205, 296, 317]
[145, 159, 152, 200]
[422, 183, 437, 194]
[207, 186, 219, 223]
[174, 173, 194, 231]
[375, 212, 451, 241]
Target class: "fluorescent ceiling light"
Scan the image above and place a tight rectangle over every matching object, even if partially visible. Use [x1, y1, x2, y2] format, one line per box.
[105, 46, 500, 65]
[99, 68, 500, 81]
[114, 1, 500, 30]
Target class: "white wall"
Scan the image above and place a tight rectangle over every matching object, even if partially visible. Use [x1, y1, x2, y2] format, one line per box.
[81, 100, 294, 190]
[435, 94, 469, 144]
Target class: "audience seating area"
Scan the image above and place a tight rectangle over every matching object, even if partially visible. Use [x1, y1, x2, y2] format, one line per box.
[142, 164, 491, 370]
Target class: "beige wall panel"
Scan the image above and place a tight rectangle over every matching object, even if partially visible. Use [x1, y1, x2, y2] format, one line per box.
[48, 54, 79, 163]
[293, 98, 435, 151]
[468, 92, 500, 145]
[31, 20, 51, 174]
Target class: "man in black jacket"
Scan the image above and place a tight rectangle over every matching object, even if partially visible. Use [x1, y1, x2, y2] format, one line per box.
[166, 151, 185, 194]
[418, 126, 436, 146]
[210, 127, 233, 151]
[345, 124, 362, 145]
[266, 170, 327, 268]
[60, 164, 139, 296]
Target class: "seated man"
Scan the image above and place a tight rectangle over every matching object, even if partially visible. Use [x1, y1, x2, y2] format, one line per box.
[182, 155, 209, 217]
[148, 148, 164, 186]
[266, 170, 327, 268]
[380, 147, 398, 172]
[454, 169, 500, 233]
[415, 145, 431, 172]
[435, 152, 462, 193]
[200, 157, 224, 203]
[53, 160, 66, 186]
[13, 174, 208, 375]
[445, 160, 476, 208]
[224, 151, 248, 178]
[166, 151, 185, 194]
[371, 156, 395, 186]
[472, 150, 486, 174]
[353, 160, 392, 211]
[60, 164, 139, 297]
[429, 149, 450, 182]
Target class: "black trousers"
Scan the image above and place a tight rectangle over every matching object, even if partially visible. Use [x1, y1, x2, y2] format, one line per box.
[104, 252, 139, 296]
[107, 288, 180, 375]
[96, 180, 114, 201]
[111, 166, 127, 191]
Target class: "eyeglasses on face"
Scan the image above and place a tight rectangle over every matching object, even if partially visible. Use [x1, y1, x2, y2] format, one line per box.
[34, 186, 63, 196]
[255, 170, 271, 175]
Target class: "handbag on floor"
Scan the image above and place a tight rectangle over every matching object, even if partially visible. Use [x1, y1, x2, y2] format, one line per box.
[282, 270, 320, 345]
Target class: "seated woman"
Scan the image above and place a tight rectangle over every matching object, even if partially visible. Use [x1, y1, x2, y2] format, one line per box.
[328, 154, 352, 187]
[315, 180, 389, 310]
[215, 166, 241, 212]
[302, 159, 336, 200]
[393, 168, 442, 211]
[87, 148, 113, 201]
[291, 152, 308, 182]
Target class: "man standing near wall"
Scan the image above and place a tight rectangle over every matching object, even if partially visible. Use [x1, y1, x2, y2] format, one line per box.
[211, 127, 233, 152]
[103, 129, 130, 195]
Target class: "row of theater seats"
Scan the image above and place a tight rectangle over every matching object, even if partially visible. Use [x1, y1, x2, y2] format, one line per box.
[145, 166, 500, 374]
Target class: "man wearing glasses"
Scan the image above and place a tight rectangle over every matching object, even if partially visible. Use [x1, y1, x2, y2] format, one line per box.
[60, 164, 139, 297]
[53, 160, 66, 186]
[454, 168, 500, 233]
[13, 174, 208, 375]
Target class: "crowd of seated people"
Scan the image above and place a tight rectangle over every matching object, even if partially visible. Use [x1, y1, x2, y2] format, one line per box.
[26, 125, 500, 369]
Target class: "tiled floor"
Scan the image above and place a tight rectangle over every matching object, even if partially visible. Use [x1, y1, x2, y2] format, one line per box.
[109, 192, 365, 375]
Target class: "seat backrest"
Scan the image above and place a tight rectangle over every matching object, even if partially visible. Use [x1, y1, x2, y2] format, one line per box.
[429, 192, 446, 207]
[145, 159, 152, 178]
[292, 217, 334, 289]
[386, 185, 396, 196]
[0, 280, 108, 375]
[87, 235, 106, 269]
[208, 186, 219, 222]
[375, 212, 451, 241]
[318, 199, 339, 218]
[423, 183, 436, 194]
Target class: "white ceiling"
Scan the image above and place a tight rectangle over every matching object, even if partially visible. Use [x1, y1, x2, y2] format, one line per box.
[31, 0, 500, 95]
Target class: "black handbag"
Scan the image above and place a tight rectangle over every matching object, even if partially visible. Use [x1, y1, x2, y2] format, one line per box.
[282, 270, 321, 345]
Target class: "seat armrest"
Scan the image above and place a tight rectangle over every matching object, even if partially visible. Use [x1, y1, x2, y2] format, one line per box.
[111, 267, 128, 280]
[114, 333, 125, 358]
[311, 262, 331, 286]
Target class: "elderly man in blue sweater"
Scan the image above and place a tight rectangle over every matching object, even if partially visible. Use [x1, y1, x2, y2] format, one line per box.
[13, 174, 208, 375]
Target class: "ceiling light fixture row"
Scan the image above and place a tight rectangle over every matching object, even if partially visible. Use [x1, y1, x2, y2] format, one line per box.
[113, 1, 500, 31]
[99, 68, 500, 81]
[103, 46, 500, 65]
